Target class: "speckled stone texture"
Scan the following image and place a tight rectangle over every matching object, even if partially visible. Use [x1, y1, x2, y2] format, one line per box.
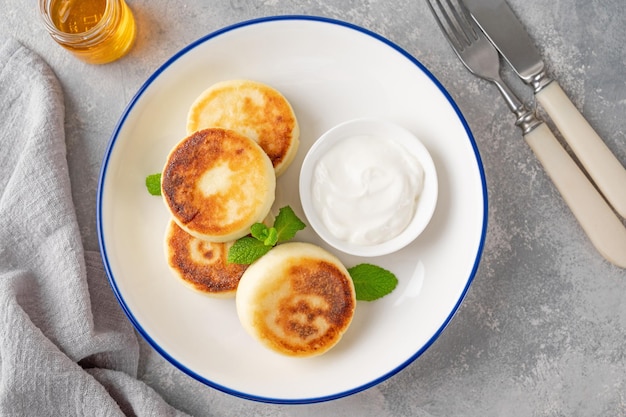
[2, 0, 625, 415]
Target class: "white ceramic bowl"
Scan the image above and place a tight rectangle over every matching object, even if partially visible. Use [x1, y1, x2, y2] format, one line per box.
[299, 118, 438, 257]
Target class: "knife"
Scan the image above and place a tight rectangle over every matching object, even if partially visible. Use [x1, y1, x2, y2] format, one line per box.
[464, 0, 626, 219]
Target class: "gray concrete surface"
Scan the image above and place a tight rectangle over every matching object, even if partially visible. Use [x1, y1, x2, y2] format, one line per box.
[2, 0, 626, 415]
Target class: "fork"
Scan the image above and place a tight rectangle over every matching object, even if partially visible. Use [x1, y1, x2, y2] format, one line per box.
[426, 0, 626, 268]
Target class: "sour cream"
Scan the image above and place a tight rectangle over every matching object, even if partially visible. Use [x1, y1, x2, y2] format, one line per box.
[311, 135, 424, 246]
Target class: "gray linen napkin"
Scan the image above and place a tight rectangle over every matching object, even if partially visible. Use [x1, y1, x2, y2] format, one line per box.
[0, 38, 189, 416]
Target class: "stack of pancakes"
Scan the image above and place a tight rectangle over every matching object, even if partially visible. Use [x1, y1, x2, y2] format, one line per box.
[162, 80, 300, 297]
[160, 80, 356, 357]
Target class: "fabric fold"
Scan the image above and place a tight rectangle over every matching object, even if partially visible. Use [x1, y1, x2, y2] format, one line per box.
[0, 37, 189, 417]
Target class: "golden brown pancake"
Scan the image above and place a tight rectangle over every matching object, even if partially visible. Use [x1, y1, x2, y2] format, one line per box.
[236, 242, 356, 357]
[186, 79, 300, 176]
[161, 128, 275, 242]
[164, 220, 247, 297]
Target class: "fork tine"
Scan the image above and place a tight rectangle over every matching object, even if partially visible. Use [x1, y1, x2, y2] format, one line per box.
[426, 0, 461, 50]
[446, 0, 478, 43]
[442, 0, 470, 46]
[427, 0, 508, 94]
[427, 0, 478, 51]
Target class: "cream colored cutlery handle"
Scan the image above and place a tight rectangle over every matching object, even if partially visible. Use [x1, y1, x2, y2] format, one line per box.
[536, 81, 626, 218]
[525, 123, 626, 268]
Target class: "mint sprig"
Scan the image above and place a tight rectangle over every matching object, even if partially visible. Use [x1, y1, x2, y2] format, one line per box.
[273, 205, 306, 243]
[227, 236, 273, 264]
[348, 263, 398, 301]
[250, 223, 278, 246]
[228, 206, 306, 264]
[145, 173, 162, 196]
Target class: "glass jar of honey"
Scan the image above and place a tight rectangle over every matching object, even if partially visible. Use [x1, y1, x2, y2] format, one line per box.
[39, 0, 136, 64]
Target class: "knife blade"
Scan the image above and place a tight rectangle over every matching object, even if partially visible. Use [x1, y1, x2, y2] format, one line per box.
[465, 0, 626, 219]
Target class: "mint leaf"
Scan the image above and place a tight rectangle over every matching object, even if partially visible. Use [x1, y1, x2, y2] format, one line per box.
[227, 236, 272, 264]
[250, 223, 269, 240]
[228, 205, 306, 264]
[348, 263, 398, 301]
[264, 227, 278, 246]
[145, 173, 162, 196]
[250, 223, 278, 246]
[274, 206, 306, 243]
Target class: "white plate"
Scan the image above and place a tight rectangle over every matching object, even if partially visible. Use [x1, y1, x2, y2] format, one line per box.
[97, 16, 487, 404]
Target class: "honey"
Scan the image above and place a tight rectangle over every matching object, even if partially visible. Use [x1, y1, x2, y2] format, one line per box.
[39, 0, 136, 64]
[51, 0, 107, 34]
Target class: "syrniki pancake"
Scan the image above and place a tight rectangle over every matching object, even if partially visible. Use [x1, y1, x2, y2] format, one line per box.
[161, 128, 275, 242]
[164, 220, 247, 297]
[236, 242, 356, 357]
[186, 79, 300, 176]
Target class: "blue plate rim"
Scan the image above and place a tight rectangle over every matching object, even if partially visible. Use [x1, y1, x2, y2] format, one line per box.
[96, 14, 488, 405]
